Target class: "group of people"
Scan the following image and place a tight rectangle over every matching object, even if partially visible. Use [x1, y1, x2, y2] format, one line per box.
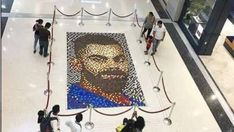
[38, 105, 83, 132]
[38, 105, 144, 132]
[116, 111, 145, 132]
[141, 12, 166, 56]
[33, 19, 51, 57]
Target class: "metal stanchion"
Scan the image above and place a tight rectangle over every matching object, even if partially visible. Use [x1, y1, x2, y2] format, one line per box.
[144, 55, 151, 66]
[131, 9, 137, 27]
[44, 72, 53, 96]
[163, 102, 176, 125]
[106, 8, 111, 26]
[44, 89, 52, 96]
[153, 71, 163, 92]
[53, 6, 58, 25]
[79, 7, 84, 26]
[85, 105, 94, 130]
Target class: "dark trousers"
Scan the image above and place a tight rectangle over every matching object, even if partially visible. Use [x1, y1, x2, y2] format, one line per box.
[142, 28, 152, 38]
[39, 40, 49, 57]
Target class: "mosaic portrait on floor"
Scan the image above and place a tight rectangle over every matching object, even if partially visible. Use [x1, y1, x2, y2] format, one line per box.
[67, 32, 145, 109]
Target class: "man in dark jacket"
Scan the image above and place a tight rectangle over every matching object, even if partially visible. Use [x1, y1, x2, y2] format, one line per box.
[39, 22, 51, 57]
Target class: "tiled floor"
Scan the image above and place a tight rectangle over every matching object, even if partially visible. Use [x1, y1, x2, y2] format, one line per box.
[1, 0, 230, 131]
[200, 19, 234, 112]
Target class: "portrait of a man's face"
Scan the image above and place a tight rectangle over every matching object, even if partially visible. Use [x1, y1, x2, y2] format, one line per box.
[80, 44, 128, 93]
[67, 32, 145, 109]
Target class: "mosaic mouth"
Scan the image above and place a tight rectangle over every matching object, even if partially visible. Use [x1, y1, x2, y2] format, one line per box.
[101, 74, 125, 79]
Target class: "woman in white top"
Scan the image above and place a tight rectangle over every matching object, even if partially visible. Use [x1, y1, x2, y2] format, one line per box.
[65, 113, 83, 132]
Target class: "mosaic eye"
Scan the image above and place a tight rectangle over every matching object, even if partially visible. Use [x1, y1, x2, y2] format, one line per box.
[88, 55, 107, 62]
[113, 55, 126, 63]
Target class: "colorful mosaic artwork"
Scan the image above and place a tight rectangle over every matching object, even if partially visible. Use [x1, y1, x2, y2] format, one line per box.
[67, 32, 145, 109]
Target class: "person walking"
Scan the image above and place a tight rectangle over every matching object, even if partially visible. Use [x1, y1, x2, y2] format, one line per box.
[141, 12, 156, 39]
[33, 19, 43, 53]
[151, 20, 166, 55]
[38, 22, 51, 57]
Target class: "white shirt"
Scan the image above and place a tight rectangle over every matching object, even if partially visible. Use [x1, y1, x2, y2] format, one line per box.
[50, 113, 60, 132]
[153, 25, 166, 40]
[65, 120, 82, 132]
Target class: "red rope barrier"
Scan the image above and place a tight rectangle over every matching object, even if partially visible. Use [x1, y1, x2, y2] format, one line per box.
[152, 56, 161, 72]
[56, 8, 81, 17]
[93, 106, 133, 116]
[138, 106, 171, 114]
[162, 77, 173, 104]
[135, 14, 142, 28]
[84, 9, 108, 16]
[58, 108, 88, 116]
[142, 39, 173, 105]
[111, 10, 134, 18]
[44, 6, 56, 110]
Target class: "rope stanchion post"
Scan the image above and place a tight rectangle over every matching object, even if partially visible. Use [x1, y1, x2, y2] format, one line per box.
[44, 88, 52, 96]
[79, 7, 84, 26]
[144, 55, 151, 66]
[153, 71, 163, 92]
[131, 9, 137, 27]
[53, 6, 58, 25]
[106, 8, 112, 26]
[85, 104, 94, 130]
[137, 26, 144, 44]
[44, 72, 53, 96]
[163, 102, 176, 126]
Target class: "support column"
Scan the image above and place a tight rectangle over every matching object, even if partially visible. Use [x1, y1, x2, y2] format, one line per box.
[198, 0, 233, 55]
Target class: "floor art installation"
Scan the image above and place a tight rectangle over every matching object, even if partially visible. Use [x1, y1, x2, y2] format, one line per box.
[67, 32, 146, 109]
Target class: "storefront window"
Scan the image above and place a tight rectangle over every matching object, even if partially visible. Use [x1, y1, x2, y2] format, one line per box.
[182, 0, 216, 40]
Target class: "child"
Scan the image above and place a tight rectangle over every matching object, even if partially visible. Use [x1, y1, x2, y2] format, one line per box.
[144, 35, 154, 55]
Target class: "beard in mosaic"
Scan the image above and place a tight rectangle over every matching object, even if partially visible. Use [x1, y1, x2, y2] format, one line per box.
[67, 33, 145, 109]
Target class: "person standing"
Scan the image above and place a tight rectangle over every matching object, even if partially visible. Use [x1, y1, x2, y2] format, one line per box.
[38, 105, 60, 132]
[33, 19, 43, 53]
[141, 12, 156, 39]
[50, 105, 61, 132]
[151, 20, 166, 55]
[65, 113, 83, 132]
[38, 22, 51, 57]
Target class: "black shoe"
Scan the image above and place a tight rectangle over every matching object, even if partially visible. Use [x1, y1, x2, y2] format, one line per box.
[151, 52, 155, 56]
[33, 50, 36, 54]
[44, 53, 49, 57]
[39, 52, 43, 56]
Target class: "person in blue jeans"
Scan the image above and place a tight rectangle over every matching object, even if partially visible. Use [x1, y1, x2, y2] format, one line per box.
[33, 19, 43, 53]
[38, 22, 51, 57]
[151, 20, 166, 56]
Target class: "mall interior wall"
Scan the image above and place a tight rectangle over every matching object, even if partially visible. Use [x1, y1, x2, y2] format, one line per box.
[174, 0, 234, 55]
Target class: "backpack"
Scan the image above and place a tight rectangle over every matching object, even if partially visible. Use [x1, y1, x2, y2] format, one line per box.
[40, 111, 58, 132]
